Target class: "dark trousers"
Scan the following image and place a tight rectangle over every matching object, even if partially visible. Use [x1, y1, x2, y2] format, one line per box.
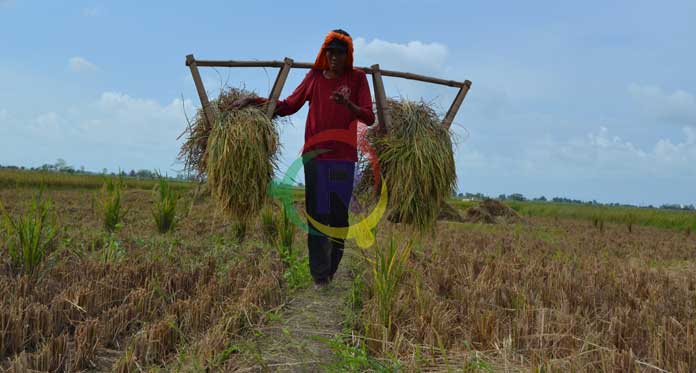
[303, 158, 355, 282]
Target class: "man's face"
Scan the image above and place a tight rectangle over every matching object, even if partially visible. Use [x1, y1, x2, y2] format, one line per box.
[325, 48, 347, 72]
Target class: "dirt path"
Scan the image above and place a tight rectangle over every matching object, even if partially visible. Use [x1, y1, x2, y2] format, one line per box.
[235, 249, 356, 372]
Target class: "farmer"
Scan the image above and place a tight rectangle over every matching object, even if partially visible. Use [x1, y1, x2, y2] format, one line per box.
[232, 29, 376, 289]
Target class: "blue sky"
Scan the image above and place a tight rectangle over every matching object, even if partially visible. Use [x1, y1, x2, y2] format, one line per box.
[1, 0, 695, 206]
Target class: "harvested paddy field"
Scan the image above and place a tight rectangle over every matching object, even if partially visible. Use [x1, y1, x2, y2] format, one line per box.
[1, 183, 695, 372]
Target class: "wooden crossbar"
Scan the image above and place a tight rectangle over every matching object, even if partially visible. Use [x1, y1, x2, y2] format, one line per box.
[185, 54, 472, 130]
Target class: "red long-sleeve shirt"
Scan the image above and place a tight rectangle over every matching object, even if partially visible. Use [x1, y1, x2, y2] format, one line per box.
[258, 68, 375, 161]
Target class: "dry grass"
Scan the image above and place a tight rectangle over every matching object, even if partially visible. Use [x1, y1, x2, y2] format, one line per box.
[353, 213, 696, 371]
[0, 187, 286, 371]
[4, 180, 694, 371]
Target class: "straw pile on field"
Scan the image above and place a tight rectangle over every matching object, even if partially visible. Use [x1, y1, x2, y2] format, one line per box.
[178, 88, 280, 219]
[465, 199, 522, 224]
[359, 99, 457, 232]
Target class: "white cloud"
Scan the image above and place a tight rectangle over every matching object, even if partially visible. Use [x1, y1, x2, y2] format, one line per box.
[351, 37, 457, 108]
[628, 84, 696, 125]
[81, 7, 100, 17]
[35, 112, 61, 128]
[513, 125, 696, 180]
[68, 56, 98, 73]
[86, 92, 196, 149]
[0, 91, 197, 173]
[653, 127, 696, 163]
[455, 125, 696, 205]
[353, 37, 448, 74]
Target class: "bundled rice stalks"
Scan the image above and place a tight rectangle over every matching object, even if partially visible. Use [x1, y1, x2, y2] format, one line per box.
[179, 88, 259, 176]
[179, 88, 280, 220]
[359, 99, 456, 232]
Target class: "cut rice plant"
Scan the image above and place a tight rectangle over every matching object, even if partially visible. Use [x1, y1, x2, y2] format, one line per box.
[95, 176, 127, 232]
[206, 109, 279, 220]
[99, 234, 125, 264]
[369, 239, 412, 332]
[152, 178, 179, 233]
[179, 89, 254, 177]
[231, 220, 247, 243]
[276, 203, 295, 253]
[180, 88, 281, 221]
[360, 99, 456, 232]
[0, 190, 58, 274]
[179, 90, 281, 220]
[260, 204, 277, 243]
[104, 174, 126, 192]
[273, 205, 309, 290]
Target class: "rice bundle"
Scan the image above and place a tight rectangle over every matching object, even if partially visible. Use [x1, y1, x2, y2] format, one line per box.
[360, 99, 457, 232]
[179, 89, 256, 176]
[179, 88, 280, 219]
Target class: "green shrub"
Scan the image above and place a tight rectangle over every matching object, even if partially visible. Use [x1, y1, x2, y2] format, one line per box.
[152, 178, 179, 233]
[97, 177, 125, 232]
[370, 239, 412, 331]
[0, 191, 58, 274]
[271, 204, 309, 289]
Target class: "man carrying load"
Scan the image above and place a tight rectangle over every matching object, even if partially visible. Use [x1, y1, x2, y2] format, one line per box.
[233, 29, 376, 289]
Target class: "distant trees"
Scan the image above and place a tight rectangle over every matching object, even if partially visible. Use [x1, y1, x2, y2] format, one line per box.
[551, 197, 585, 204]
[135, 169, 157, 178]
[508, 193, 526, 201]
[0, 162, 198, 182]
[660, 203, 695, 211]
[33, 159, 77, 173]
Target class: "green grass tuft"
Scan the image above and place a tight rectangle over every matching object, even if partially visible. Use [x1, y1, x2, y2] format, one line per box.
[152, 177, 179, 234]
[96, 176, 126, 232]
[0, 189, 58, 274]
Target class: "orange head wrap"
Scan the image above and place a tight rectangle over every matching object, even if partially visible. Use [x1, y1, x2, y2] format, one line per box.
[312, 31, 354, 70]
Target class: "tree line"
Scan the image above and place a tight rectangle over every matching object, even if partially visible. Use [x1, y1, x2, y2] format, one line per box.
[0, 159, 196, 181]
[455, 192, 695, 211]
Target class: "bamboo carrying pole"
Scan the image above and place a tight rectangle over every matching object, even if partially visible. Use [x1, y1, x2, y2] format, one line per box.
[442, 80, 472, 129]
[370, 64, 391, 134]
[185, 55, 472, 128]
[186, 59, 468, 89]
[185, 54, 215, 128]
[266, 57, 294, 117]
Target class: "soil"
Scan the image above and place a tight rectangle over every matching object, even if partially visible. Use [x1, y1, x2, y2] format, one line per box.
[235, 250, 355, 372]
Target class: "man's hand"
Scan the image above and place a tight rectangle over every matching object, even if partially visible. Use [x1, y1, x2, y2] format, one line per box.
[331, 90, 363, 116]
[330, 90, 350, 106]
[230, 97, 263, 109]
